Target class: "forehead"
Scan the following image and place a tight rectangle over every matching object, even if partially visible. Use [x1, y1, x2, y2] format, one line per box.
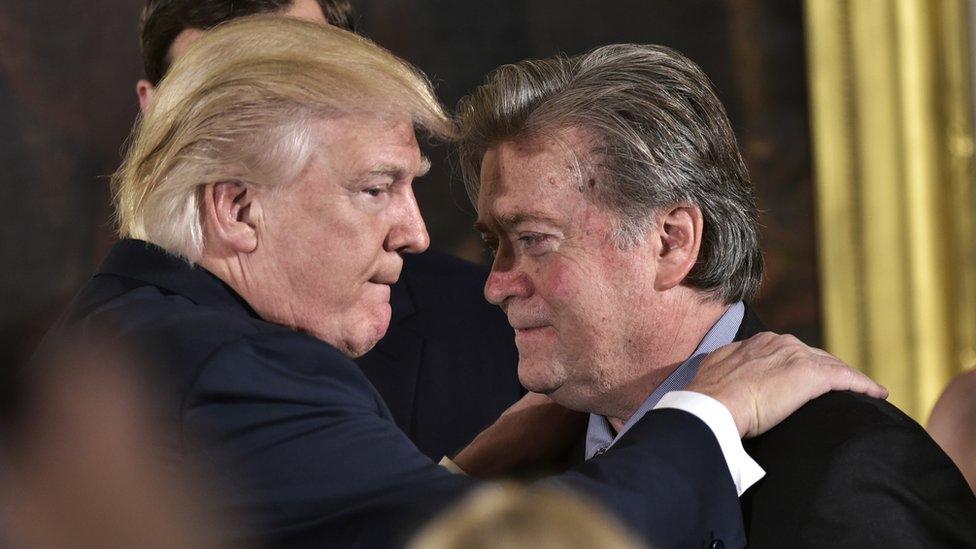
[311, 113, 422, 175]
[477, 128, 595, 223]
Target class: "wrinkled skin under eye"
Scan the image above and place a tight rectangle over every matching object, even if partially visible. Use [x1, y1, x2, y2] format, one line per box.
[516, 233, 553, 255]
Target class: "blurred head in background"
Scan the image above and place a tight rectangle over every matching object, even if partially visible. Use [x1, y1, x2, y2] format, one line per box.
[409, 485, 647, 549]
[136, 0, 355, 111]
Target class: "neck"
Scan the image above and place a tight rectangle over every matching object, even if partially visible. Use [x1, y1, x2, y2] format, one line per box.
[199, 249, 292, 325]
[603, 291, 730, 432]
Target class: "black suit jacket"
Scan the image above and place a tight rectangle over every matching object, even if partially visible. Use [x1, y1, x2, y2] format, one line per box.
[736, 306, 976, 547]
[355, 251, 522, 460]
[55, 239, 747, 548]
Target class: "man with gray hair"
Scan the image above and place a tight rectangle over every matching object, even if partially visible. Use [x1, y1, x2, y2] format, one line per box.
[460, 44, 976, 546]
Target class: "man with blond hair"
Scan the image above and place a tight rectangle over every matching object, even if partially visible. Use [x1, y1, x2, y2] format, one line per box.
[134, 0, 525, 463]
[459, 43, 976, 546]
[59, 16, 884, 548]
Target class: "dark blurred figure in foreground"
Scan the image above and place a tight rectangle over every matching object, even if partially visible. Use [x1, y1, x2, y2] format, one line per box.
[0, 333, 229, 549]
[929, 369, 976, 493]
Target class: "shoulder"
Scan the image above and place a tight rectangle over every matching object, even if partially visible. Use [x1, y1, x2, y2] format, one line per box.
[744, 392, 976, 545]
[748, 391, 931, 463]
[65, 272, 383, 413]
[190, 328, 385, 413]
[929, 369, 976, 435]
[70, 275, 270, 365]
[927, 370, 976, 489]
[744, 391, 951, 506]
[786, 390, 913, 430]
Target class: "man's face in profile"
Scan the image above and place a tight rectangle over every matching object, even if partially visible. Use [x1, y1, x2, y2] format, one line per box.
[136, 0, 329, 112]
[475, 127, 662, 415]
[248, 113, 431, 357]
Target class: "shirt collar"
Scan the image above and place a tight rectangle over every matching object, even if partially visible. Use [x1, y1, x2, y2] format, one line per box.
[585, 302, 745, 460]
[96, 238, 260, 319]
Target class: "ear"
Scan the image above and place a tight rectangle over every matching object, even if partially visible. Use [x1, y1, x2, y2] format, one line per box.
[653, 204, 704, 291]
[136, 80, 156, 114]
[202, 181, 259, 254]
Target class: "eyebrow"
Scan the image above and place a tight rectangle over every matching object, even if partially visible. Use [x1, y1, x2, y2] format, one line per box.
[363, 156, 431, 182]
[474, 211, 561, 234]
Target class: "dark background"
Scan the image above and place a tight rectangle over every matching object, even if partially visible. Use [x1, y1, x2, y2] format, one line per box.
[0, 0, 821, 351]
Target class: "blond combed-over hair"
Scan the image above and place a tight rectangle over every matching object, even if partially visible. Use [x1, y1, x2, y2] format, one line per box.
[113, 15, 452, 262]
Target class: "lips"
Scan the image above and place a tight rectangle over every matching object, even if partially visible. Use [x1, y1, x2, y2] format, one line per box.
[369, 263, 402, 286]
[508, 315, 550, 331]
[512, 323, 549, 331]
[509, 317, 553, 334]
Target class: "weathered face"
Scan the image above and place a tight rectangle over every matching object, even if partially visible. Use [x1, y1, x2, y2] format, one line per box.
[475, 128, 660, 413]
[251, 113, 429, 356]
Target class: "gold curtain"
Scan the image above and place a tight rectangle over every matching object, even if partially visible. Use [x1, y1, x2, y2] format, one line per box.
[805, 0, 976, 421]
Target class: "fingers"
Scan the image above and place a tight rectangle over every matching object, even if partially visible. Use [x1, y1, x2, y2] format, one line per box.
[823, 362, 888, 399]
[752, 333, 888, 400]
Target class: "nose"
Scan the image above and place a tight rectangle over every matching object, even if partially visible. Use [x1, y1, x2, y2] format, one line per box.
[484, 254, 533, 306]
[387, 187, 430, 254]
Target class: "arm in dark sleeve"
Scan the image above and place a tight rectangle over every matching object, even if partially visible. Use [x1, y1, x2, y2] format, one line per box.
[184, 331, 474, 548]
[550, 408, 746, 548]
[184, 331, 743, 548]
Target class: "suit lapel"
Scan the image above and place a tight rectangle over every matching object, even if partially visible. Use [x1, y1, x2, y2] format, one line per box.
[734, 303, 766, 342]
[735, 304, 767, 523]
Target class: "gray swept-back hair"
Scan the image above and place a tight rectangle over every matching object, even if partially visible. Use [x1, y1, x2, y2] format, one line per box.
[455, 44, 762, 303]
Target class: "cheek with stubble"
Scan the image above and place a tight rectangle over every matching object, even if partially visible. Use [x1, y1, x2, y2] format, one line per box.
[513, 261, 583, 393]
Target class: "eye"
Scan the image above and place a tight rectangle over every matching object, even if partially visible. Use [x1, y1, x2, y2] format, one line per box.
[363, 186, 389, 198]
[516, 233, 551, 251]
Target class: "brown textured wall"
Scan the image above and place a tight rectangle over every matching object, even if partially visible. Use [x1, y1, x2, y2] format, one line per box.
[0, 0, 821, 347]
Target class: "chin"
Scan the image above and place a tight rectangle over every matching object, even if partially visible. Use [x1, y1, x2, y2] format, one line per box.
[517, 357, 562, 395]
[344, 303, 392, 358]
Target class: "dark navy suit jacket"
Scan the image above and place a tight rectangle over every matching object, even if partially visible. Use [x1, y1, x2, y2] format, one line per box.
[57, 239, 746, 548]
[355, 251, 522, 460]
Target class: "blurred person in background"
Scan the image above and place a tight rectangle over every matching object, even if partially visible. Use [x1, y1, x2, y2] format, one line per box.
[0, 333, 228, 549]
[458, 43, 976, 547]
[134, 0, 525, 464]
[929, 369, 976, 493]
[48, 15, 885, 548]
[408, 485, 647, 549]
